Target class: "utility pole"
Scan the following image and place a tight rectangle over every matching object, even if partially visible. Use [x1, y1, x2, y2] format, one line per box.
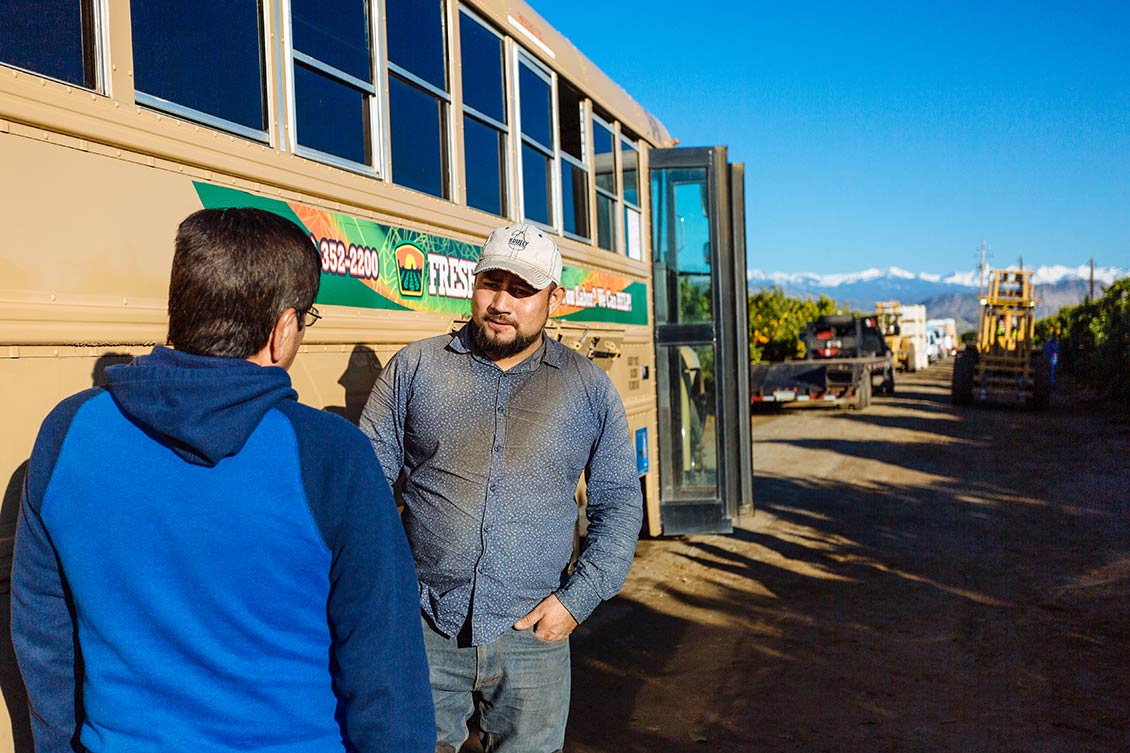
[1090, 258, 1095, 302]
[978, 240, 990, 296]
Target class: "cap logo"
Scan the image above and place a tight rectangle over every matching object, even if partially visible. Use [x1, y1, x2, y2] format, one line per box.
[507, 226, 530, 251]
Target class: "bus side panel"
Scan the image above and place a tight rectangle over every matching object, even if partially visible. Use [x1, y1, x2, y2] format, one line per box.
[617, 338, 660, 537]
[1, 132, 207, 492]
[1, 131, 199, 301]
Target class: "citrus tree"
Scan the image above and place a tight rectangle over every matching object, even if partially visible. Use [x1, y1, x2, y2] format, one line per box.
[748, 286, 839, 362]
[1036, 276, 1130, 402]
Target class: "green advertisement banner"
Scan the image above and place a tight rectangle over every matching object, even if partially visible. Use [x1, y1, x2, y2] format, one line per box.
[194, 183, 649, 326]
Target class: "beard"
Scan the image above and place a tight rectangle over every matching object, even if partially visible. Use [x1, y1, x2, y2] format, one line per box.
[471, 319, 543, 361]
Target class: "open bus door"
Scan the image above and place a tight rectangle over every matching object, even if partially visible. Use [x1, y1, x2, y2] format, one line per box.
[650, 146, 752, 534]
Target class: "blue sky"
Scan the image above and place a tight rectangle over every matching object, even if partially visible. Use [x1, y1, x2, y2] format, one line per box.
[535, 1, 1130, 276]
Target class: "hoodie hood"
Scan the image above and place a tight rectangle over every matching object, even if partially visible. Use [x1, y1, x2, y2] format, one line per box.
[103, 346, 298, 467]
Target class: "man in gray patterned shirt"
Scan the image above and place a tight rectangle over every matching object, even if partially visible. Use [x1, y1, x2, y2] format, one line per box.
[361, 223, 643, 753]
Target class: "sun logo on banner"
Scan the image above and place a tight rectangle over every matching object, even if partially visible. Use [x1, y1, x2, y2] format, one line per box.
[395, 242, 426, 298]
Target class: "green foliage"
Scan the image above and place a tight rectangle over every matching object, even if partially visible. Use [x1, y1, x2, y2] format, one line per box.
[1035, 276, 1130, 403]
[748, 286, 839, 362]
[679, 276, 712, 322]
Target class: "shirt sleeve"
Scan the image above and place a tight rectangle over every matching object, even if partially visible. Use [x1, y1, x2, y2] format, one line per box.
[12, 391, 100, 753]
[555, 373, 643, 624]
[359, 350, 409, 488]
[279, 404, 436, 753]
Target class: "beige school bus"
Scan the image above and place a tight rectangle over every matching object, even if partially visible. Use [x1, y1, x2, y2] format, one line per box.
[0, 0, 752, 747]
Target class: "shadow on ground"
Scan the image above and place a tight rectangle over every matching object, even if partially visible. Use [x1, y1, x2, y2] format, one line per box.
[566, 364, 1129, 753]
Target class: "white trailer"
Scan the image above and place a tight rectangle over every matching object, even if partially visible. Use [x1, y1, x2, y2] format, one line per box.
[875, 301, 930, 372]
[901, 305, 930, 371]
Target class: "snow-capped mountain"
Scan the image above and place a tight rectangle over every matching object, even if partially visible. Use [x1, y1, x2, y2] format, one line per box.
[748, 264, 1126, 333]
[748, 266, 963, 307]
[748, 264, 1125, 294]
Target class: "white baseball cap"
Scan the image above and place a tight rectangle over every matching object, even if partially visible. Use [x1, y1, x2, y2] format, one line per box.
[473, 223, 562, 290]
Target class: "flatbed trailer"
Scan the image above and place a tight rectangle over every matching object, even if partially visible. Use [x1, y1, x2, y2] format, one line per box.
[750, 356, 892, 410]
[750, 314, 895, 411]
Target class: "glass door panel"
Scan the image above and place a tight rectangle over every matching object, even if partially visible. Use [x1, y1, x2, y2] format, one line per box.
[652, 167, 713, 325]
[662, 343, 718, 497]
[651, 147, 751, 535]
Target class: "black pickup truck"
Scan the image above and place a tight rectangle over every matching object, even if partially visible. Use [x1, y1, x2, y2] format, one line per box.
[750, 315, 896, 410]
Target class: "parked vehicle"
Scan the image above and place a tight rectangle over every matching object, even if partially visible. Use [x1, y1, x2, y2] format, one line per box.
[927, 318, 959, 357]
[926, 328, 942, 363]
[750, 314, 895, 410]
[952, 269, 1050, 409]
[875, 301, 930, 372]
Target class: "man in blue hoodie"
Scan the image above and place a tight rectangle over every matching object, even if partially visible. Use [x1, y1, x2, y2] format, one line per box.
[11, 208, 435, 753]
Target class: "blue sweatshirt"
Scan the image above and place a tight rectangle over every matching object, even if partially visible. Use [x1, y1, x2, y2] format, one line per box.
[12, 346, 435, 753]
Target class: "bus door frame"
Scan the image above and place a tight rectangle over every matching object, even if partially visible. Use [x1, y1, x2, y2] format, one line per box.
[649, 146, 752, 535]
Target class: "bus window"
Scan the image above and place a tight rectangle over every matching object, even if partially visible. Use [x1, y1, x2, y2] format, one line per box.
[622, 137, 641, 259]
[0, 0, 97, 89]
[459, 8, 508, 217]
[593, 116, 617, 251]
[132, 0, 266, 139]
[559, 80, 590, 240]
[463, 116, 507, 217]
[386, 0, 446, 90]
[386, 0, 451, 198]
[389, 76, 449, 197]
[624, 205, 643, 260]
[521, 141, 552, 226]
[291, 0, 375, 167]
[517, 54, 553, 226]
[622, 138, 639, 206]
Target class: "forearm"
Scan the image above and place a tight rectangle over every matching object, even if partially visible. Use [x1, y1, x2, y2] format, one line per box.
[556, 461, 642, 623]
[326, 455, 434, 752]
[11, 494, 81, 751]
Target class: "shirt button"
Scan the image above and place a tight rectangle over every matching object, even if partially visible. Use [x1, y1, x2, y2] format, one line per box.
[494, 445, 501, 453]
[489, 484, 497, 492]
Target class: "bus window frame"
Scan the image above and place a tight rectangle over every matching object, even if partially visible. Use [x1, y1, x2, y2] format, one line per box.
[134, 92, 270, 145]
[457, 4, 511, 218]
[621, 134, 640, 209]
[0, 0, 103, 92]
[383, 0, 454, 200]
[558, 78, 591, 244]
[621, 134, 641, 259]
[513, 48, 558, 232]
[0, 0, 663, 244]
[283, 0, 381, 173]
[592, 111, 620, 253]
[132, 0, 270, 144]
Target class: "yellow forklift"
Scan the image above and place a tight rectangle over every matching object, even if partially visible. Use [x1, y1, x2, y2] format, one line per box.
[875, 301, 912, 372]
[875, 300, 928, 372]
[952, 269, 1050, 409]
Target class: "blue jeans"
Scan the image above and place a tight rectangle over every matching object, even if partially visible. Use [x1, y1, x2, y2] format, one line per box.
[421, 616, 570, 753]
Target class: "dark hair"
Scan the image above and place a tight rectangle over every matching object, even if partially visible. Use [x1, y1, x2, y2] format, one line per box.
[167, 208, 321, 358]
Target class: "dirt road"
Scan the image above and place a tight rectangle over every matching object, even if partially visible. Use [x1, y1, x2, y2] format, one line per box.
[567, 360, 1129, 753]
